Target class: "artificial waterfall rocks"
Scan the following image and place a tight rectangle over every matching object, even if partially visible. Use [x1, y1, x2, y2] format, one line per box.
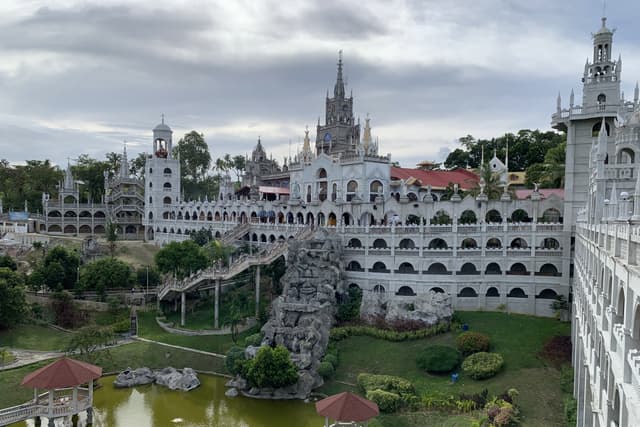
[114, 367, 200, 391]
[231, 228, 345, 399]
[360, 290, 453, 326]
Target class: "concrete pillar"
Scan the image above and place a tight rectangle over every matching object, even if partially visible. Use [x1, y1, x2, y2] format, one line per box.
[214, 279, 220, 329]
[48, 417, 55, 427]
[86, 407, 93, 425]
[255, 265, 261, 318]
[180, 292, 186, 327]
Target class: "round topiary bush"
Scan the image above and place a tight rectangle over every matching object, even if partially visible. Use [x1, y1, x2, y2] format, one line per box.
[244, 333, 263, 347]
[456, 331, 490, 356]
[415, 345, 461, 373]
[318, 361, 335, 379]
[323, 353, 338, 368]
[462, 352, 504, 380]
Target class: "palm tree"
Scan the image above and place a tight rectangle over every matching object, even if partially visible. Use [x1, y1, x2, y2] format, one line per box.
[470, 163, 503, 200]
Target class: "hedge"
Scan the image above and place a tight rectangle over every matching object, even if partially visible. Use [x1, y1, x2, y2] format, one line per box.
[357, 373, 415, 395]
[462, 352, 504, 380]
[456, 331, 490, 356]
[416, 345, 461, 373]
[366, 389, 402, 413]
[331, 321, 451, 342]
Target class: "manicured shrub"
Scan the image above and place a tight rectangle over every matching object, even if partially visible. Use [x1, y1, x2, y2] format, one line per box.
[357, 373, 415, 395]
[111, 318, 131, 334]
[245, 345, 298, 388]
[365, 389, 402, 413]
[244, 333, 263, 347]
[456, 331, 490, 356]
[225, 346, 247, 376]
[318, 361, 335, 379]
[539, 335, 572, 367]
[323, 353, 338, 368]
[330, 321, 451, 342]
[462, 352, 504, 380]
[415, 345, 460, 373]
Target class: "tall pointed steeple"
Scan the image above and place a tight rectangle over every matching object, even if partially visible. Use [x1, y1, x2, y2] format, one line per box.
[334, 50, 345, 99]
[362, 114, 372, 152]
[120, 142, 129, 178]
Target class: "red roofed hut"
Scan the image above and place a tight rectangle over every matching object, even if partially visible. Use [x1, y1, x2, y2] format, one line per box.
[0, 357, 102, 427]
[315, 392, 379, 426]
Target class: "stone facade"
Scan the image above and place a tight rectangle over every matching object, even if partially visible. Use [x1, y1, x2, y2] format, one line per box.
[553, 17, 640, 427]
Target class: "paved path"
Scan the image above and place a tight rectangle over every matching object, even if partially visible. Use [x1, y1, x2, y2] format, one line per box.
[134, 337, 227, 359]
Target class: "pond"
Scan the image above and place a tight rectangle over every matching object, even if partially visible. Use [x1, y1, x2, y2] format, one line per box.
[12, 375, 324, 427]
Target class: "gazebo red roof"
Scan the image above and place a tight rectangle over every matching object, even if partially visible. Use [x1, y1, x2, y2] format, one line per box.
[315, 392, 379, 422]
[21, 357, 102, 389]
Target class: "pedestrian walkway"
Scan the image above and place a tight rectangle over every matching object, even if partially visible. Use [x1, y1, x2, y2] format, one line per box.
[134, 336, 227, 359]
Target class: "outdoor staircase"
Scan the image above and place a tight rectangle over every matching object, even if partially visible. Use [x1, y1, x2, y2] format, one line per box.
[157, 227, 314, 300]
[220, 223, 251, 244]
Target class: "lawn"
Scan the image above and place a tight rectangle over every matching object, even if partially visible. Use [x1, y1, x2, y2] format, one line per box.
[0, 324, 71, 351]
[321, 312, 570, 427]
[0, 341, 227, 408]
[113, 241, 160, 268]
[138, 310, 258, 355]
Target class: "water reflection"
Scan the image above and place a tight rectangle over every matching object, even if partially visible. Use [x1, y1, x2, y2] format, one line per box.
[13, 375, 322, 427]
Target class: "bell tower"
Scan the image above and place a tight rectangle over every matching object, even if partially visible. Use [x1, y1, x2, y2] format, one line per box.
[582, 17, 621, 110]
[316, 51, 360, 156]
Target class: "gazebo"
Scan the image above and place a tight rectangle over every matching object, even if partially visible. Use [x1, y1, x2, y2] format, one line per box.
[18, 357, 102, 427]
[315, 392, 379, 427]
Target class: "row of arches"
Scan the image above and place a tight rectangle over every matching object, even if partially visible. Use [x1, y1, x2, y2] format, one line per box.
[47, 210, 106, 218]
[350, 237, 561, 250]
[355, 283, 558, 299]
[346, 260, 560, 276]
[45, 224, 140, 235]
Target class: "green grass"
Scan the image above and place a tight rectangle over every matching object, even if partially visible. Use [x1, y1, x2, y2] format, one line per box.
[138, 311, 258, 354]
[0, 324, 71, 351]
[321, 312, 570, 427]
[0, 341, 227, 408]
[0, 350, 16, 366]
[372, 412, 476, 427]
[113, 241, 160, 268]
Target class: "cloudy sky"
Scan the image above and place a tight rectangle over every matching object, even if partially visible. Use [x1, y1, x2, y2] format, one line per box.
[1, 0, 639, 169]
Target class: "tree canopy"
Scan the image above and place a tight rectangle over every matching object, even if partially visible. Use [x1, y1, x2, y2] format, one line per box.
[0, 267, 27, 329]
[155, 240, 209, 279]
[245, 345, 298, 388]
[0, 159, 62, 212]
[77, 258, 133, 298]
[37, 246, 80, 291]
[174, 131, 211, 182]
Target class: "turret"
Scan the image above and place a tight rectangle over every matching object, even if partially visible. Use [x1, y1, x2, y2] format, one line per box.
[153, 114, 173, 158]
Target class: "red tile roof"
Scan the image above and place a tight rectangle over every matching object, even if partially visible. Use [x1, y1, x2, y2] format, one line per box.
[316, 392, 379, 422]
[391, 167, 479, 190]
[21, 357, 102, 389]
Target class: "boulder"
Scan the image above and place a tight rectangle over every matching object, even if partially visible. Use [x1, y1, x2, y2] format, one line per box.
[113, 367, 155, 388]
[154, 367, 200, 391]
[225, 388, 239, 397]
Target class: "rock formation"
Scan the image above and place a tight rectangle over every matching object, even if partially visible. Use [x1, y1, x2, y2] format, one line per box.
[113, 367, 200, 391]
[232, 228, 345, 399]
[360, 290, 453, 326]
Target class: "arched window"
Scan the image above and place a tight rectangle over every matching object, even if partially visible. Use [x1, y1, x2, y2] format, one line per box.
[508, 263, 528, 275]
[486, 287, 500, 297]
[541, 208, 562, 223]
[163, 167, 172, 174]
[148, 212, 153, 220]
[371, 262, 388, 273]
[428, 238, 448, 249]
[406, 215, 421, 225]
[459, 263, 479, 275]
[460, 238, 478, 249]
[431, 210, 452, 225]
[538, 264, 559, 276]
[163, 196, 172, 205]
[537, 289, 558, 299]
[618, 148, 635, 164]
[163, 182, 172, 189]
[459, 210, 477, 224]
[347, 261, 363, 271]
[370, 180, 383, 202]
[542, 238, 560, 249]
[507, 288, 528, 298]
[510, 238, 528, 249]
[597, 93, 606, 110]
[430, 287, 445, 294]
[372, 238, 388, 249]
[458, 287, 478, 297]
[426, 263, 448, 274]
[346, 180, 358, 202]
[485, 263, 502, 275]
[510, 209, 531, 223]
[397, 262, 416, 274]
[486, 210, 502, 223]
[317, 168, 327, 179]
[396, 286, 415, 296]
[347, 238, 362, 248]
[486, 238, 502, 249]
[398, 238, 415, 249]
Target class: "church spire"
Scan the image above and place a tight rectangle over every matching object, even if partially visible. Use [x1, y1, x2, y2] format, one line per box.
[362, 114, 372, 152]
[120, 141, 129, 178]
[334, 50, 345, 99]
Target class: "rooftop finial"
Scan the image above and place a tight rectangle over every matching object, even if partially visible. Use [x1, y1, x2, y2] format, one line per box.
[334, 50, 345, 98]
[161, 113, 165, 124]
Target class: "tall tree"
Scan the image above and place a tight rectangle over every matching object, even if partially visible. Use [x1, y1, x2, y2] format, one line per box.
[129, 152, 148, 179]
[173, 131, 211, 181]
[0, 267, 27, 330]
[71, 155, 110, 203]
[155, 240, 209, 279]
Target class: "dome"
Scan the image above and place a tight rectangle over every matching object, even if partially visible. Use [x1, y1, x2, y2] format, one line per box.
[154, 122, 171, 132]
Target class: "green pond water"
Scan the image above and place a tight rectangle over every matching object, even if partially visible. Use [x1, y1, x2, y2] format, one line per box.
[13, 375, 324, 427]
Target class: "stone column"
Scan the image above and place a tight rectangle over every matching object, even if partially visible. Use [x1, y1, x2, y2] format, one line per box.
[214, 278, 220, 329]
[86, 407, 93, 425]
[255, 265, 261, 319]
[180, 292, 186, 327]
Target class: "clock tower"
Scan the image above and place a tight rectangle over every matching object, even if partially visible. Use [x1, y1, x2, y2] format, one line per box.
[316, 52, 360, 156]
